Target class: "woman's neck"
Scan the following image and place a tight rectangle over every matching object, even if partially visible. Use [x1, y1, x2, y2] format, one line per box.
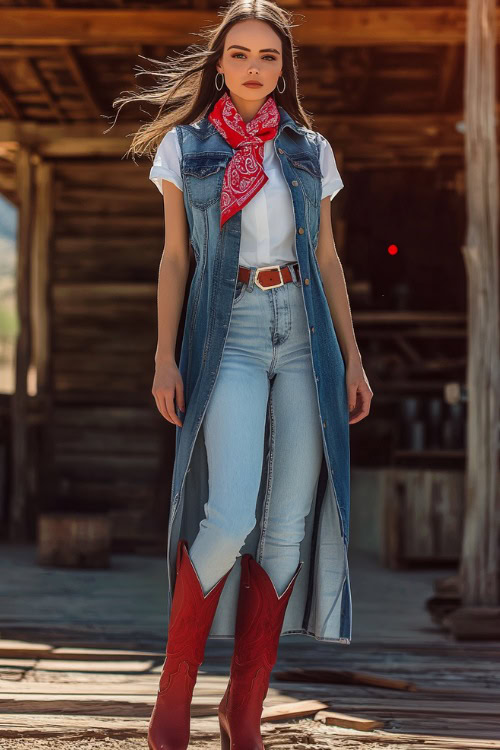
[228, 91, 269, 123]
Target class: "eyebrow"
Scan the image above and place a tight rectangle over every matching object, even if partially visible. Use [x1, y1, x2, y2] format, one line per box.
[227, 44, 281, 55]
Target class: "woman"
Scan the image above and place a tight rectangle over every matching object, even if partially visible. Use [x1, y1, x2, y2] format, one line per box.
[114, 1, 372, 747]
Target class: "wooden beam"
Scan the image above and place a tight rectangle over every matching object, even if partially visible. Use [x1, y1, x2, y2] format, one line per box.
[0, 111, 470, 148]
[10, 145, 34, 540]
[31, 158, 53, 394]
[0, 46, 137, 58]
[0, 8, 498, 46]
[0, 112, 477, 168]
[2, 111, 499, 169]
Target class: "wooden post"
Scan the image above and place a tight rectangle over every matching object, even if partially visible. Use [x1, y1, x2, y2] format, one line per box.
[31, 159, 53, 394]
[458, 0, 499, 609]
[10, 146, 35, 541]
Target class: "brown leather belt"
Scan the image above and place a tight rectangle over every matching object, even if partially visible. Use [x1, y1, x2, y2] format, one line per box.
[237, 262, 301, 290]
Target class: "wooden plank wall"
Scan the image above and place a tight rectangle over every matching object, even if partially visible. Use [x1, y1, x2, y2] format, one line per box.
[46, 155, 179, 552]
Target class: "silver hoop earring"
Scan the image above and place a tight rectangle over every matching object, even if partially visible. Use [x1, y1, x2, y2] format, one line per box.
[276, 75, 286, 94]
[215, 71, 225, 91]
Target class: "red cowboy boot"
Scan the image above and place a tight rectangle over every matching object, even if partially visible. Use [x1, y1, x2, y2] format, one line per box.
[218, 553, 303, 750]
[148, 538, 234, 750]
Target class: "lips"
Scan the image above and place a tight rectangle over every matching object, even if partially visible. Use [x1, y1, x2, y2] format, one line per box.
[243, 82, 262, 87]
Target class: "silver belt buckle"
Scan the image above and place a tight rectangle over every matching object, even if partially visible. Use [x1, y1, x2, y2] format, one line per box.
[254, 264, 284, 290]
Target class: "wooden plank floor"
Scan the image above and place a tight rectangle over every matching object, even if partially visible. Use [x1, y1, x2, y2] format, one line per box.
[0, 543, 499, 749]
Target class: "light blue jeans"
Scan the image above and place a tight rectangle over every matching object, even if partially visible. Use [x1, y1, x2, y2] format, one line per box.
[188, 262, 324, 597]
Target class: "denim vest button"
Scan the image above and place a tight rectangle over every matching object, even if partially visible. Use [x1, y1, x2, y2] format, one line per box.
[304, 278, 310, 285]
[323, 420, 327, 428]
[278, 147, 284, 154]
[311, 326, 315, 333]
[298, 227, 305, 234]
[292, 180, 298, 186]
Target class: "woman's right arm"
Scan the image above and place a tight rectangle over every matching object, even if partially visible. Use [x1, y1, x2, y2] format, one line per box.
[152, 178, 190, 427]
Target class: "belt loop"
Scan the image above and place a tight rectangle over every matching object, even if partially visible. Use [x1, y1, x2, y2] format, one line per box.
[248, 267, 256, 292]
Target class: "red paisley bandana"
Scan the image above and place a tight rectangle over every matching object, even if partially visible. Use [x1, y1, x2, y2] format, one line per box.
[207, 91, 280, 228]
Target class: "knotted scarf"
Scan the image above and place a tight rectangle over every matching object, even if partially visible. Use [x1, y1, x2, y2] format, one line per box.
[207, 91, 280, 227]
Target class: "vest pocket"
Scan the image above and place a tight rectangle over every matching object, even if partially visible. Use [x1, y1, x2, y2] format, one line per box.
[287, 153, 321, 207]
[182, 153, 232, 208]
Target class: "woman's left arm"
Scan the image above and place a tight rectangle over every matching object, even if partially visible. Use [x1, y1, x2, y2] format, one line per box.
[315, 196, 374, 424]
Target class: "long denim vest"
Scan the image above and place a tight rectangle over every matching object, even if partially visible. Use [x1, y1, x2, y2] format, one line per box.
[166, 105, 352, 643]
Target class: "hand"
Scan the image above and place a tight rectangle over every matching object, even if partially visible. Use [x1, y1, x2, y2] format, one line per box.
[346, 359, 373, 424]
[152, 360, 185, 427]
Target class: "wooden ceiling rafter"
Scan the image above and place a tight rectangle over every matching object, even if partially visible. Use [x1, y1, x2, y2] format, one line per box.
[61, 45, 102, 119]
[34, 0, 102, 120]
[24, 57, 66, 122]
[0, 79, 21, 120]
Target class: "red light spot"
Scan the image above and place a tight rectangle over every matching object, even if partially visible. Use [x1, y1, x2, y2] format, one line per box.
[388, 244, 398, 255]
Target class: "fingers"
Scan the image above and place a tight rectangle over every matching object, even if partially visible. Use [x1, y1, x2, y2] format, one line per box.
[348, 383, 373, 424]
[153, 388, 184, 427]
[164, 391, 183, 427]
[176, 381, 185, 416]
[348, 396, 363, 423]
[360, 386, 371, 415]
[347, 383, 357, 413]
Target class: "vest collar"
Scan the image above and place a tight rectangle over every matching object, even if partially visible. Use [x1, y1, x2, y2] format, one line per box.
[276, 105, 306, 136]
[192, 103, 306, 140]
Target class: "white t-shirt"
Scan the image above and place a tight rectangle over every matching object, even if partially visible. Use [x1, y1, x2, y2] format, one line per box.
[149, 127, 343, 267]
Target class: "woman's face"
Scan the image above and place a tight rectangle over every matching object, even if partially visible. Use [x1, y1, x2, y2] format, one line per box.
[216, 19, 283, 106]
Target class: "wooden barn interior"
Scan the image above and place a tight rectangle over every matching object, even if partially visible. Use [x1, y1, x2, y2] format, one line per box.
[0, 1, 498, 612]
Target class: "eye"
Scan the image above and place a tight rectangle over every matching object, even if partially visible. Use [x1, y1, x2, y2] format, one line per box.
[230, 53, 278, 62]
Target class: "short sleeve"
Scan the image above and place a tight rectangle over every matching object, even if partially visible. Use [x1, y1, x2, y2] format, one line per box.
[318, 134, 343, 202]
[149, 127, 183, 195]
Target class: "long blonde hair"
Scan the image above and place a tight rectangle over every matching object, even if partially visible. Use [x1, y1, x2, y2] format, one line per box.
[107, 0, 313, 163]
